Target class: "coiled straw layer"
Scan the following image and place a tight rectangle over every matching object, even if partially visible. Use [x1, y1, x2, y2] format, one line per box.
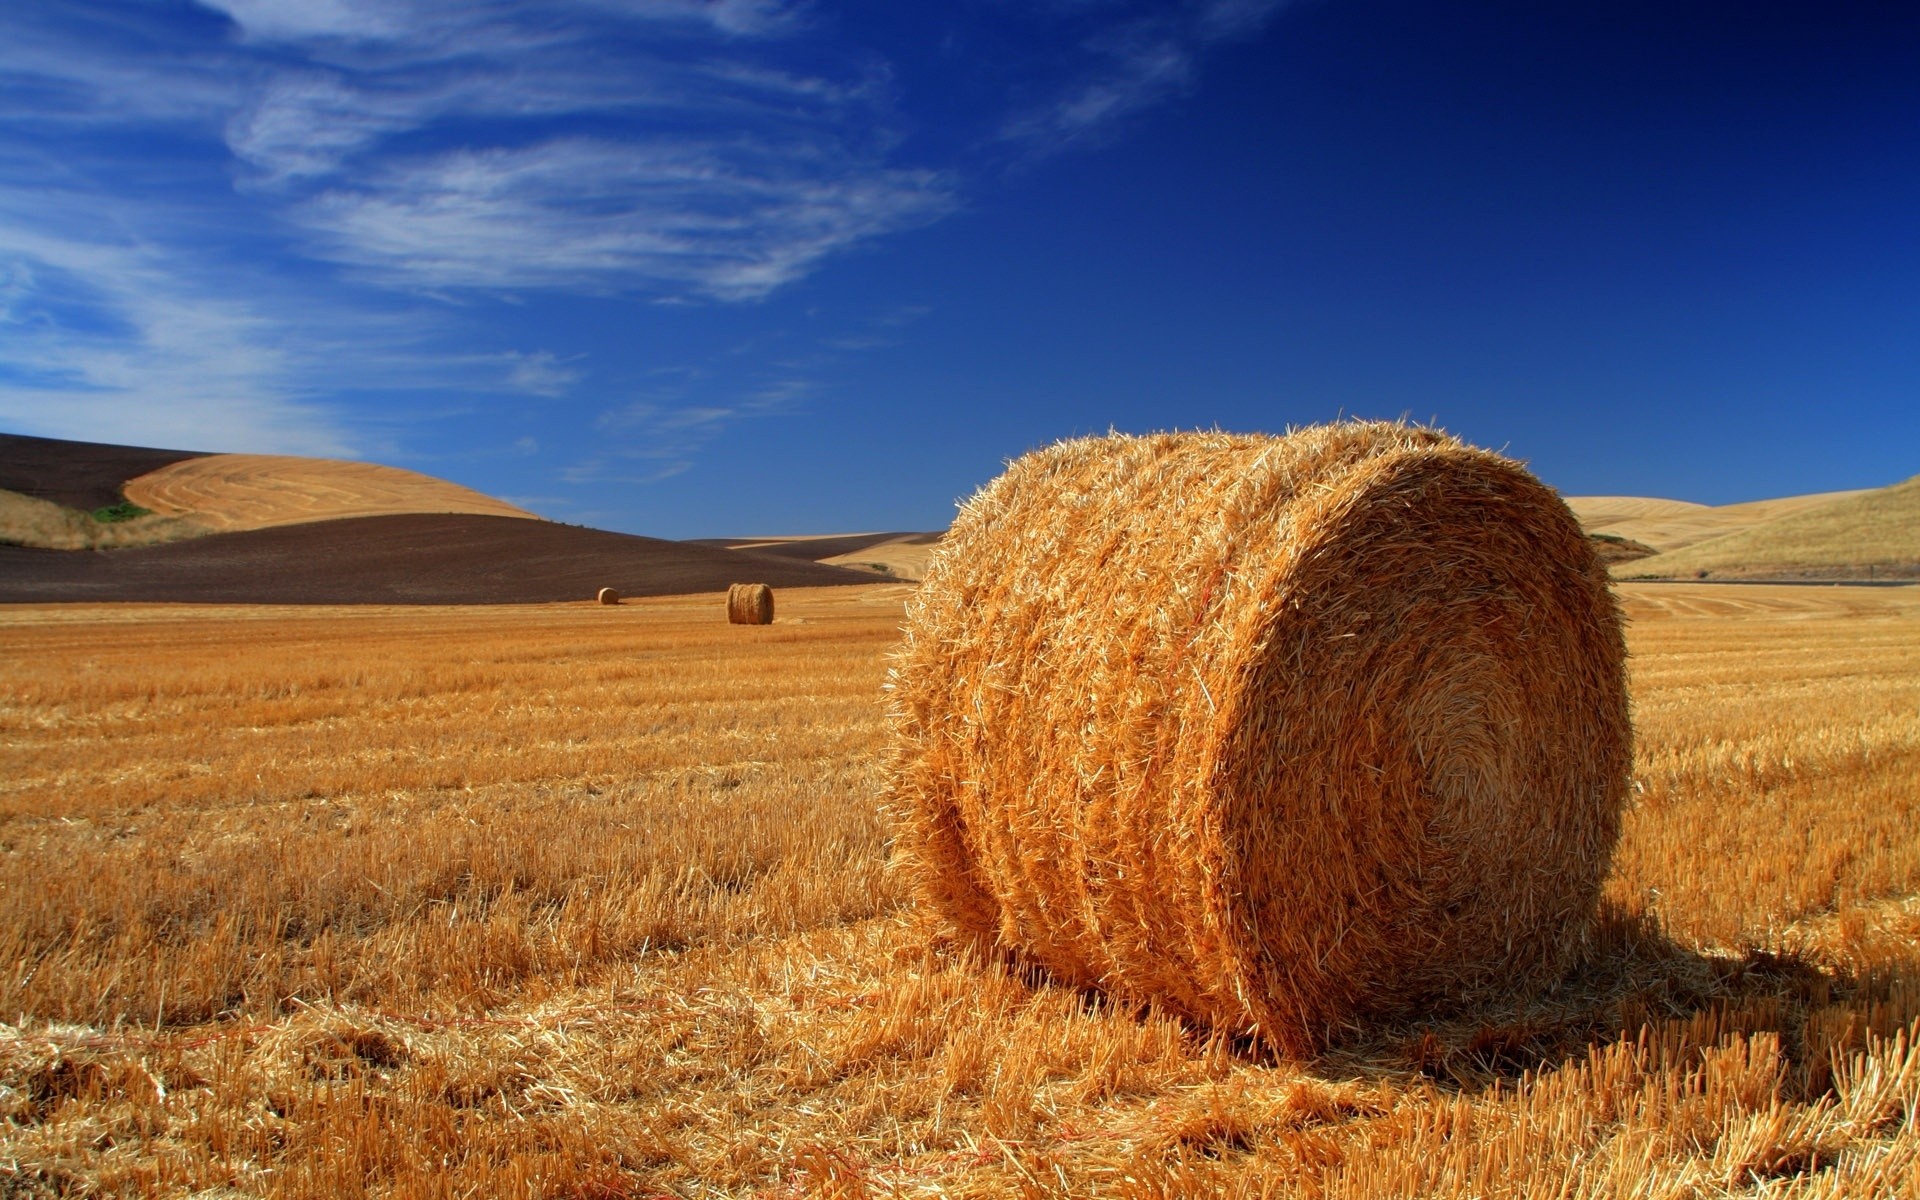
[727, 583, 774, 625]
[887, 422, 1630, 1057]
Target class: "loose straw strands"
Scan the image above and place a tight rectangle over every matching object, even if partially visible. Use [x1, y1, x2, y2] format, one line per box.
[887, 421, 1631, 1057]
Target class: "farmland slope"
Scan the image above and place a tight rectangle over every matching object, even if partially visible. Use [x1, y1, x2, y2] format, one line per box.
[124, 453, 538, 530]
[1563, 489, 1867, 552]
[1620, 473, 1920, 580]
[692, 532, 945, 581]
[0, 513, 876, 604]
[0, 431, 208, 510]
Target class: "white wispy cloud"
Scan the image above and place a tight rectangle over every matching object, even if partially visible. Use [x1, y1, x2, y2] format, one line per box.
[0, 0, 942, 464]
[1005, 0, 1293, 152]
[0, 211, 359, 455]
[0, 1, 1300, 488]
[225, 73, 429, 183]
[202, 0, 950, 300]
[298, 138, 949, 299]
[498, 351, 584, 397]
[0, 189, 581, 455]
[6, 1, 945, 306]
[573, 363, 824, 484]
[200, 0, 803, 45]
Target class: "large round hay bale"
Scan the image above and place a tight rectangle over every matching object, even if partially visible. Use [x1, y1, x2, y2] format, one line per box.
[887, 422, 1630, 1057]
[596, 586, 620, 605]
[727, 582, 774, 625]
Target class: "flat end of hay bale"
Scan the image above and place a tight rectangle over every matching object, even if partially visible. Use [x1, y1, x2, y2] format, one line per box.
[886, 421, 1630, 1057]
[596, 587, 620, 605]
[727, 582, 774, 624]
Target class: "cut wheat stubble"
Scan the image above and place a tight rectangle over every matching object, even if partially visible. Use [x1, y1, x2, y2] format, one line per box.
[887, 421, 1632, 1057]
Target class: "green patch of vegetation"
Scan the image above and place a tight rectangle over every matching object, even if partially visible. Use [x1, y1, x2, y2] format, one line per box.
[91, 501, 153, 524]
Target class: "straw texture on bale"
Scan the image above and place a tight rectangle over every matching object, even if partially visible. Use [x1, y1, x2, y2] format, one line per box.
[887, 422, 1631, 1057]
[727, 582, 774, 625]
[596, 586, 620, 605]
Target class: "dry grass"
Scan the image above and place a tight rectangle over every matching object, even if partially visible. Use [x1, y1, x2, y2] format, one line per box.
[0, 488, 211, 551]
[122, 454, 538, 532]
[2, 581, 1919, 1196]
[1623, 475, 1920, 581]
[821, 536, 943, 582]
[890, 425, 1630, 1057]
[1566, 491, 1869, 555]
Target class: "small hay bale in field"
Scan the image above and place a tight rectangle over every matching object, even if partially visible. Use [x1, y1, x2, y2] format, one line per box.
[596, 587, 621, 605]
[727, 582, 774, 625]
[887, 421, 1631, 1057]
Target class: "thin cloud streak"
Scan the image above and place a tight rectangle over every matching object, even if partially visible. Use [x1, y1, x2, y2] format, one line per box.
[203, 0, 952, 301]
[0, 200, 582, 456]
[198, 0, 804, 45]
[6, 1, 945, 308]
[0, 214, 356, 456]
[0, 1, 1304, 492]
[298, 138, 952, 300]
[1004, 0, 1293, 153]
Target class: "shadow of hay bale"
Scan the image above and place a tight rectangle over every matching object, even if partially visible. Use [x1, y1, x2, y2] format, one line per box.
[1310, 902, 1920, 1099]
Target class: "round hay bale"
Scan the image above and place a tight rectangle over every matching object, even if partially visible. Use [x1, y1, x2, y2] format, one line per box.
[886, 421, 1630, 1057]
[727, 582, 774, 625]
[596, 587, 621, 606]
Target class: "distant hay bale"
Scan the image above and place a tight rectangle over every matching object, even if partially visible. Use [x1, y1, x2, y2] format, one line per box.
[727, 583, 774, 625]
[596, 587, 620, 605]
[887, 422, 1631, 1057]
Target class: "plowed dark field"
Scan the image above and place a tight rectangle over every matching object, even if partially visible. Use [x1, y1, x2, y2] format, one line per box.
[0, 432, 207, 510]
[0, 513, 876, 604]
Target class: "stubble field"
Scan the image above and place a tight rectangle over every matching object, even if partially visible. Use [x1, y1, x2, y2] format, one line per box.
[3, 582, 1919, 1197]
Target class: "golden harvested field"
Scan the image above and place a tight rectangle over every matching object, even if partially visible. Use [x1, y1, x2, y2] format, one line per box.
[122, 455, 537, 532]
[1623, 477, 1920, 582]
[1565, 492, 1870, 555]
[3, 582, 1919, 1197]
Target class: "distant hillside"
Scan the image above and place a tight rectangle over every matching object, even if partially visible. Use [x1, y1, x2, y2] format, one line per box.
[0, 432, 207, 510]
[1564, 489, 1868, 553]
[0, 514, 876, 604]
[1, 434, 536, 553]
[693, 532, 944, 581]
[0, 434, 878, 604]
[1619, 474, 1920, 580]
[124, 453, 537, 531]
[1586, 532, 1659, 567]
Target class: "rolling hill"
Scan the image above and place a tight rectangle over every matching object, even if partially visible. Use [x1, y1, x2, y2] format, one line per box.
[712, 484, 1911, 585]
[1618, 473, 1920, 580]
[0, 514, 873, 604]
[692, 532, 945, 581]
[123, 453, 538, 530]
[0, 434, 872, 604]
[0, 432, 207, 509]
[1563, 489, 1869, 553]
[5, 431, 1907, 597]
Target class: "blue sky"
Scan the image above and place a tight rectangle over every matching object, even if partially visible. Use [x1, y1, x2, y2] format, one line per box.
[2, 0, 1917, 536]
